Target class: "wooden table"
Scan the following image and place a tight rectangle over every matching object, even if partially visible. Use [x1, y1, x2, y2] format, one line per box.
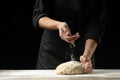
[0, 69, 120, 80]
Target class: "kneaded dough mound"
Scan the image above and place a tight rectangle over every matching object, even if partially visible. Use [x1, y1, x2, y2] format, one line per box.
[55, 61, 84, 75]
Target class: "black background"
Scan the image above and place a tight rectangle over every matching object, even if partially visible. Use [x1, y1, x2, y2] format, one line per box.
[1, 0, 120, 69]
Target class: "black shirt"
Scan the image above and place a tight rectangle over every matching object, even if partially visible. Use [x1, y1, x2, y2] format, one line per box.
[32, 0, 106, 69]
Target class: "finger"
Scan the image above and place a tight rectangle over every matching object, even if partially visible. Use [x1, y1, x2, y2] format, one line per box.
[67, 37, 80, 43]
[85, 63, 93, 73]
[84, 67, 91, 74]
[66, 34, 80, 41]
[86, 62, 92, 69]
[87, 67, 93, 73]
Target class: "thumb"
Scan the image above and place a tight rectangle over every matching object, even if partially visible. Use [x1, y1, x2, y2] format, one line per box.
[80, 56, 86, 63]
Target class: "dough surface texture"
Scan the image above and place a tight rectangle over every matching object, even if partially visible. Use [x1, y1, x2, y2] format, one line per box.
[55, 61, 84, 75]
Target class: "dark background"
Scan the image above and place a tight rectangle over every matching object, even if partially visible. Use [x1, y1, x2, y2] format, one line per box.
[1, 0, 120, 69]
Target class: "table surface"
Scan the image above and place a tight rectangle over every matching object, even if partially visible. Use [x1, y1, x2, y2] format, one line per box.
[0, 69, 120, 80]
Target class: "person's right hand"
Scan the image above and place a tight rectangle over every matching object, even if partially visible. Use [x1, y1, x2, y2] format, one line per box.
[57, 22, 80, 43]
[80, 55, 93, 74]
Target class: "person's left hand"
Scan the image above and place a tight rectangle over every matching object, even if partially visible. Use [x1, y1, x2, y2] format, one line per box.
[80, 55, 93, 74]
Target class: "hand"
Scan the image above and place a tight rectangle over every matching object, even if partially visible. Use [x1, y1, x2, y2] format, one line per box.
[57, 22, 80, 43]
[80, 55, 93, 74]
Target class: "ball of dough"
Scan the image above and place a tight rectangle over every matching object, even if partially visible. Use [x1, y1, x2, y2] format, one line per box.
[55, 61, 84, 75]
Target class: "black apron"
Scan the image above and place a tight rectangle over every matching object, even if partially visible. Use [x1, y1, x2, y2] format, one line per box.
[36, 22, 95, 69]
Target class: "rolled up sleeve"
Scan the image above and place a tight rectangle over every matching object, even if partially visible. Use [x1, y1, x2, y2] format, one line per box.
[32, 0, 47, 29]
[84, 0, 107, 44]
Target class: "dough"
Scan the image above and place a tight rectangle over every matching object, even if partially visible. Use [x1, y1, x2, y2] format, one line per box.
[55, 61, 84, 75]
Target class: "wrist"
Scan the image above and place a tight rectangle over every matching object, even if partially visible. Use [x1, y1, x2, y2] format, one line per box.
[83, 50, 93, 59]
[56, 22, 68, 30]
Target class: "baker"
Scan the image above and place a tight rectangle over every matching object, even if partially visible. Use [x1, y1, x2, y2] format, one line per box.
[32, 0, 107, 73]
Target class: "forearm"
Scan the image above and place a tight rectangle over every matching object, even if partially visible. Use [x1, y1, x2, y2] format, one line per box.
[38, 16, 62, 30]
[83, 39, 97, 59]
